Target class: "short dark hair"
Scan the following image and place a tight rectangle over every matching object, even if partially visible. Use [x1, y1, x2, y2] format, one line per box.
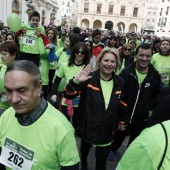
[73, 27, 80, 35]
[6, 60, 41, 87]
[63, 34, 80, 51]
[29, 11, 40, 21]
[92, 29, 101, 38]
[0, 42, 19, 59]
[135, 43, 152, 56]
[68, 42, 90, 66]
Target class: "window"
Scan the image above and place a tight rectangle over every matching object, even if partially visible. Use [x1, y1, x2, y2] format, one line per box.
[165, 18, 167, 26]
[158, 18, 161, 25]
[152, 19, 155, 22]
[120, 6, 125, 16]
[84, 3, 89, 13]
[166, 7, 169, 15]
[62, 1, 64, 5]
[160, 8, 163, 16]
[133, 7, 138, 17]
[108, 5, 113, 14]
[97, 4, 102, 14]
[148, 12, 151, 15]
[147, 19, 150, 22]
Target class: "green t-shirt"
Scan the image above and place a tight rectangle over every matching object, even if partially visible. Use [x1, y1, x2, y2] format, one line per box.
[116, 59, 126, 75]
[39, 59, 49, 85]
[117, 121, 170, 170]
[19, 23, 45, 54]
[56, 62, 83, 106]
[58, 38, 65, 48]
[56, 48, 70, 69]
[151, 52, 170, 86]
[100, 78, 114, 110]
[135, 69, 147, 85]
[0, 64, 11, 110]
[0, 103, 80, 170]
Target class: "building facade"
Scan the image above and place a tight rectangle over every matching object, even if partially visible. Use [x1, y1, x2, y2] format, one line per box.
[155, 0, 170, 37]
[76, 0, 146, 33]
[142, 0, 160, 35]
[0, 0, 78, 27]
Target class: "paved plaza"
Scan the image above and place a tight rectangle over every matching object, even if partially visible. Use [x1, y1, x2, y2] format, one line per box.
[77, 136, 129, 170]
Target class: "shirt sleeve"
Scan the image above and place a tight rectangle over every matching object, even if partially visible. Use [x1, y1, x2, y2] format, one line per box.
[56, 130, 80, 167]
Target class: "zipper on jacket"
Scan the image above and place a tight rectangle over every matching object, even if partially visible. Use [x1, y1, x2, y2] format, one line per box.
[129, 73, 141, 123]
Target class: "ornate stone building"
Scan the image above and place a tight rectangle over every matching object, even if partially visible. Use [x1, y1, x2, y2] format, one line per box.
[155, 0, 170, 37]
[0, 0, 78, 27]
[142, 0, 160, 34]
[76, 0, 146, 33]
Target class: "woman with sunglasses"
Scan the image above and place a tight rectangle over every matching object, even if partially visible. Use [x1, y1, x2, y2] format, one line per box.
[64, 47, 124, 170]
[118, 35, 126, 52]
[116, 43, 134, 74]
[51, 42, 90, 129]
[84, 38, 96, 68]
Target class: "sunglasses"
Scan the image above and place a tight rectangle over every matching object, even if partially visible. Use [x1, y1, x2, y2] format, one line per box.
[124, 48, 131, 51]
[75, 51, 85, 55]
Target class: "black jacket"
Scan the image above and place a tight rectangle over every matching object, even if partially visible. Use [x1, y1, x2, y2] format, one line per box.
[119, 62, 161, 124]
[119, 53, 134, 68]
[64, 69, 124, 145]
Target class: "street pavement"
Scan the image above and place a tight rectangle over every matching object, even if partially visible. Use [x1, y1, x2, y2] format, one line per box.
[77, 136, 129, 170]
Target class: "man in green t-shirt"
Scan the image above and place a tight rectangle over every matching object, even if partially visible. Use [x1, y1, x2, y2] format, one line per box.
[0, 60, 79, 170]
[108, 43, 161, 161]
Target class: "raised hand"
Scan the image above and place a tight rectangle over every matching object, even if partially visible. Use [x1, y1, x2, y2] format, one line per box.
[74, 64, 93, 84]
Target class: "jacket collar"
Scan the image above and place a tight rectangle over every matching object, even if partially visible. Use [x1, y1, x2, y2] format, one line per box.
[129, 61, 156, 81]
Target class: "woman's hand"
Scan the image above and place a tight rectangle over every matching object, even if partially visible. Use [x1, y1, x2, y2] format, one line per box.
[51, 95, 57, 102]
[74, 64, 93, 83]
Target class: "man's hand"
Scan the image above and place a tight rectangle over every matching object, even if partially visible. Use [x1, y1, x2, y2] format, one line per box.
[51, 95, 57, 102]
[118, 122, 126, 131]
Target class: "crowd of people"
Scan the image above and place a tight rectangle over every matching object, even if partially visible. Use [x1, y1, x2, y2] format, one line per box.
[0, 10, 170, 170]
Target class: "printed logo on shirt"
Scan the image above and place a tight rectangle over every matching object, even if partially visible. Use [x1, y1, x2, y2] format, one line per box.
[145, 83, 150, 88]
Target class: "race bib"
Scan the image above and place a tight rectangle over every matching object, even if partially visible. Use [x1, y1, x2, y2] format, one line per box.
[0, 138, 34, 170]
[22, 35, 36, 46]
[161, 73, 169, 81]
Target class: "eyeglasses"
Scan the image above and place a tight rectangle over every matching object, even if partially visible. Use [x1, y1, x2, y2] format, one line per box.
[75, 51, 85, 55]
[124, 48, 131, 51]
